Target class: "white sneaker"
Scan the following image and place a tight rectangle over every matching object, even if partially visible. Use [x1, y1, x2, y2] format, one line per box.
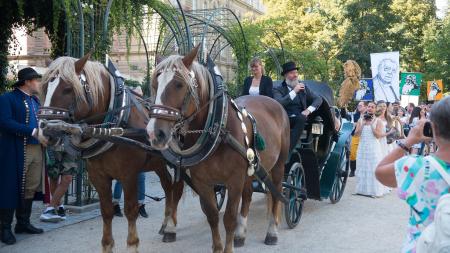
[40, 208, 62, 223]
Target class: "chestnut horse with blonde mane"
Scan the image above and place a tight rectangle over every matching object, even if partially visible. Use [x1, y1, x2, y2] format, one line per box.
[146, 46, 290, 253]
[38, 54, 184, 253]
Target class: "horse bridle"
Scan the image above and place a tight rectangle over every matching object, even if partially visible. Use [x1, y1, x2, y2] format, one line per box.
[148, 67, 204, 133]
[38, 71, 94, 125]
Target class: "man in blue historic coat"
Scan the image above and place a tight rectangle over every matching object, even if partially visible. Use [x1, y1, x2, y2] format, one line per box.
[0, 67, 46, 245]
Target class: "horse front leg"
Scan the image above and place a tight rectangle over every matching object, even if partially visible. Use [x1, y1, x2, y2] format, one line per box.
[234, 177, 253, 247]
[196, 181, 223, 253]
[223, 178, 245, 253]
[122, 176, 140, 253]
[154, 166, 184, 242]
[165, 179, 184, 242]
[88, 170, 115, 253]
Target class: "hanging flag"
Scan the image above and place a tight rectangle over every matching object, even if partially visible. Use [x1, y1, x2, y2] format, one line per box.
[427, 80, 444, 101]
[353, 78, 374, 101]
[400, 72, 422, 96]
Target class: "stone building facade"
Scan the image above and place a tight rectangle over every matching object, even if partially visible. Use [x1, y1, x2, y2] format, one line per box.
[8, 0, 265, 83]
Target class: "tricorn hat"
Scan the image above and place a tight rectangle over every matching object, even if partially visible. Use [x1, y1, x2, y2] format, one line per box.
[14, 67, 42, 87]
[281, 61, 299, 76]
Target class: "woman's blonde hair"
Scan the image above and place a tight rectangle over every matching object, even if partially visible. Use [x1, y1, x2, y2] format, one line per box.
[249, 57, 265, 75]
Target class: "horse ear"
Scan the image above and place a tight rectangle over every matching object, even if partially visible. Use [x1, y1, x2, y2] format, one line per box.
[75, 51, 93, 75]
[182, 44, 200, 69]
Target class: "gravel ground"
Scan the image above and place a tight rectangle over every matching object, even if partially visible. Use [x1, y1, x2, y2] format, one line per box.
[0, 176, 408, 253]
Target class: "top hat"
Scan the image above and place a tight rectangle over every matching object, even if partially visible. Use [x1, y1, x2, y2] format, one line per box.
[281, 61, 299, 76]
[14, 67, 42, 87]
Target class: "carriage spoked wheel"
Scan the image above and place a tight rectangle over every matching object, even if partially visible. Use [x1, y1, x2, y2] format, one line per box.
[214, 184, 226, 211]
[284, 162, 306, 229]
[329, 146, 350, 204]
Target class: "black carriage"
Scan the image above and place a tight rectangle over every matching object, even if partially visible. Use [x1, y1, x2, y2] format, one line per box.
[279, 80, 353, 228]
[215, 81, 354, 228]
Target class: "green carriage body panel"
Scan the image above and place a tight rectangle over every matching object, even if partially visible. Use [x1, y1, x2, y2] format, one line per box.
[319, 122, 353, 198]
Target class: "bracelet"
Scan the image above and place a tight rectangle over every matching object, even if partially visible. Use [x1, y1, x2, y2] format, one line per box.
[396, 140, 411, 153]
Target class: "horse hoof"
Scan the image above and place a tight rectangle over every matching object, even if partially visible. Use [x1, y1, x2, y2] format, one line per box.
[234, 237, 245, 247]
[264, 234, 278, 245]
[162, 232, 176, 243]
[158, 224, 166, 235]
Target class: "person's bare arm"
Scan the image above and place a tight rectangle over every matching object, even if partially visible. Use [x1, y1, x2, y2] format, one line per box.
[376, 119, 431, 187]
[353, 119, 364, 136]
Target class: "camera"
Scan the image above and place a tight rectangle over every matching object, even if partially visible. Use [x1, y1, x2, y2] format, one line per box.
[363, 113, 373, 121]
[423, 121, 433, 138]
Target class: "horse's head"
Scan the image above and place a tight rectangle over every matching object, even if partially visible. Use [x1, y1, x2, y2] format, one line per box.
[39, 52, 109, 145]
[146, 45, 207, 150]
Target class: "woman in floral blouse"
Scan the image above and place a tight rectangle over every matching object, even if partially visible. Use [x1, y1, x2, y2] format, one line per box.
[375, 97, 450, 253]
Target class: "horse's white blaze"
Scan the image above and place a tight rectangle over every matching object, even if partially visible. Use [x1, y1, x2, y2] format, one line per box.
[44, 76, 60, 107]
[146, 71, 174, 135]
[235, 215, 248, 238]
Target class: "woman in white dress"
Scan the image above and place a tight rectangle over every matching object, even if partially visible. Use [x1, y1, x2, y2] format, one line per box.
[376, 101, 397, 155]
[354, 101, 390, 197]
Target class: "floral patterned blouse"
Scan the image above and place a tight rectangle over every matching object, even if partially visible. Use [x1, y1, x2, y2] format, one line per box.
[395, 155, 450, 253]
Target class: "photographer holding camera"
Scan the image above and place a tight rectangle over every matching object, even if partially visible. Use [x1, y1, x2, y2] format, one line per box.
[376, 97, 450, 253]
[353, 101, 391, 197]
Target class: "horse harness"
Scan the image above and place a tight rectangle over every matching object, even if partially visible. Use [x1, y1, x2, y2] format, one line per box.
[149, 57, 288, 203]
[38, 58, 153, 159]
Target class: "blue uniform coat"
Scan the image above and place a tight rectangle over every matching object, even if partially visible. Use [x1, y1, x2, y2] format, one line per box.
[0, 88, 42, 208]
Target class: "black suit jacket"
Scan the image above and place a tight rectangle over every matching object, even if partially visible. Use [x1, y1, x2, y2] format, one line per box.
[273, 81, 323, 117]
[241, 75, 273, 98]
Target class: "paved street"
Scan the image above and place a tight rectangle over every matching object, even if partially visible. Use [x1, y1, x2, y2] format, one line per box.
[1, 174, 407, 253]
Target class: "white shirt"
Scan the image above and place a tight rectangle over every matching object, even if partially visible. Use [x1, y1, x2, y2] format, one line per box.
[249, 86, 260, 96]
[286, 85, 316, 113]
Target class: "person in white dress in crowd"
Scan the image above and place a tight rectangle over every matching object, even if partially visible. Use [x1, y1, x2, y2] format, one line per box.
[354, 101, 391, 197]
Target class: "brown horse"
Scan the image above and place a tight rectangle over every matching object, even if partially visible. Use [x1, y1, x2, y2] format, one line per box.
[38, 54, 184, 253]
[146, 46, 290, 253]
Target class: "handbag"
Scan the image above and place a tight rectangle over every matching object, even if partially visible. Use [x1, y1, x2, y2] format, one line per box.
[416, 156, 450, 253]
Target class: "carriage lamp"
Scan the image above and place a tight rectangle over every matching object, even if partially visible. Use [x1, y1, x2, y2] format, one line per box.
[311, 123, 324, 135]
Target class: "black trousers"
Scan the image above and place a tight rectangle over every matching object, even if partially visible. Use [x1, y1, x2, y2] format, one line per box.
[289, 114, 307, 151]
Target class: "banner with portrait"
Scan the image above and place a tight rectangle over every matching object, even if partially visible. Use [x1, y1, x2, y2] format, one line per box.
[400, 72, 422, 96]
[427, 80, 444, 101]
[370, 51, 400, 102]
[353, 78, 374, 101]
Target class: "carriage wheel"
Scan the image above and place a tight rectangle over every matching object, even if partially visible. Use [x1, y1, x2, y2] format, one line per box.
[284, 162, 306, 229]
[329, 146, 350, 204]
[214, 184, 226, 211]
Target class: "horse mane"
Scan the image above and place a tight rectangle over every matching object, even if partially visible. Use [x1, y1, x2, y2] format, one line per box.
[152, 55, 211, 103]
[41, 56, 108, 107]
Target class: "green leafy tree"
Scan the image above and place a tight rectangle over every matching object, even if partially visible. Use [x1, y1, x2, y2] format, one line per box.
[390, 0, 436, 71]
[423, 16, 450, 93]
[338, 0, 399, 77]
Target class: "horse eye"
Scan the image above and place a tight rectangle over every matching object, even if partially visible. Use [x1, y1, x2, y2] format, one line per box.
[175, 83, 183, 89]
[50, 76, 56, 82]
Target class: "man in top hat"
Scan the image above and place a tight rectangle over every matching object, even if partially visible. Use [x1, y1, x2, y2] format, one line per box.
[273, 62, 323, 150]
[0, 67, 47, 245]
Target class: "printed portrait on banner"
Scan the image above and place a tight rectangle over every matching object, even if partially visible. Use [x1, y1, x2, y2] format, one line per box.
[370, 52, 400, 103]
[354, 78, 374, 101]
[400, 72, 422, 96]
[427, 80, 444, 101]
